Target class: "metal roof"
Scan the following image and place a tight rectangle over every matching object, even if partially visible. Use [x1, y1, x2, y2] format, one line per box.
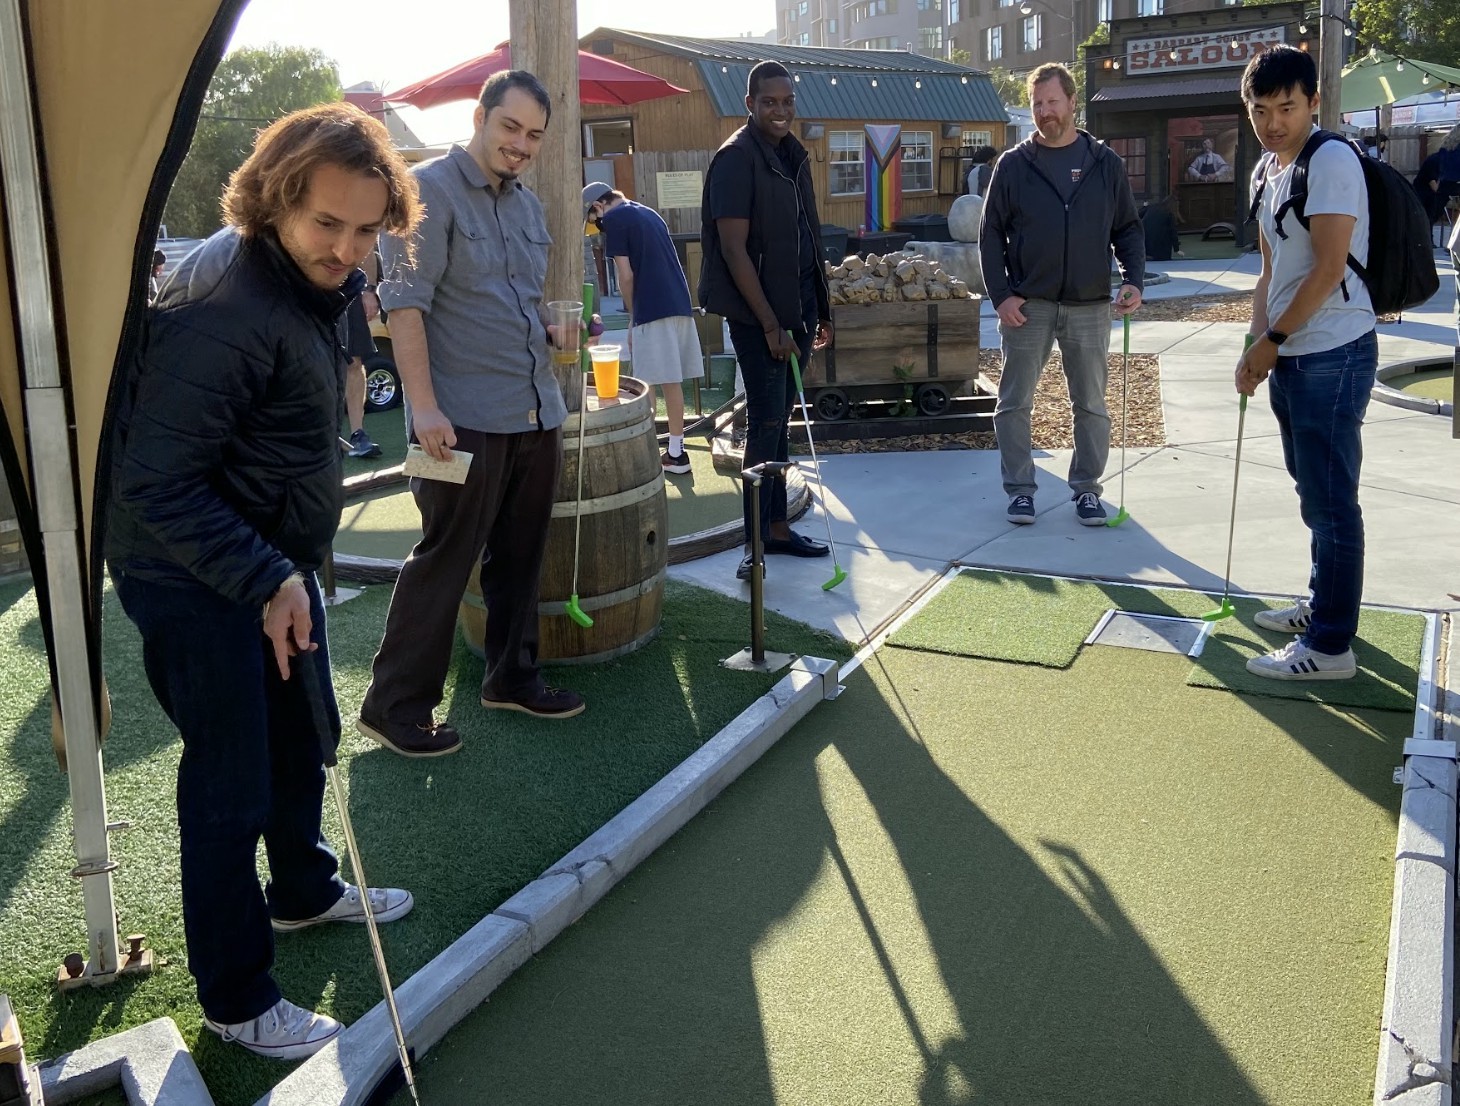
[1089, 75, 1242, 103]
[581, 30, 1007, 124]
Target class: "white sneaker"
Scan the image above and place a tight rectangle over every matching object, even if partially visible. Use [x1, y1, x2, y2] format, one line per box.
[271, 884, 413, 932]
[1254, 599, 1313, 634]
[204, 997, 342, 1060]
[1245, 639, 1356, 681]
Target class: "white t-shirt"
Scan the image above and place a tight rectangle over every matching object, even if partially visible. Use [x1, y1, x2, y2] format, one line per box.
[1254, 127, 1374, 357]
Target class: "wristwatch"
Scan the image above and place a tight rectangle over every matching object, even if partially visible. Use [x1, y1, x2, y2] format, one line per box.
[1264, 327, 1289, 347]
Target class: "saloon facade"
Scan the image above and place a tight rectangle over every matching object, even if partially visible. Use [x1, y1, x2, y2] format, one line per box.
[1084, 1, 1309, 244]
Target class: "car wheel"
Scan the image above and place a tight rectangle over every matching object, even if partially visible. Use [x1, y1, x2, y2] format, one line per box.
[363, 356, 401, 412]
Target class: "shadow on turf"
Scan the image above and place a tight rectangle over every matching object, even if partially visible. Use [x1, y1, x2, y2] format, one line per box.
[399, 650, 1271, 1105]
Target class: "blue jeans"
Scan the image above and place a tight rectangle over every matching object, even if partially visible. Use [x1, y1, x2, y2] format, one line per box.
[113, 572, 345, 1023]
[1267, 330, 1377, 655]
[727, 283, 818, 542]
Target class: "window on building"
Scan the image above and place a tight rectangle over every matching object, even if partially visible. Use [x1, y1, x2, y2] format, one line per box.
[830, 131, 866, 195]
[1136, 0, 1162, 12]
[1021, 12, 1041, 50]
[800, 31, 811, 43]
[998, 0, 1016, 8]
[949, 0, 961, 21]
[829, 17, 838, 31]
[986, 25, 1003, 59]
[902, 130, 934, 192]
[1106, 136, 1147, 194]
[962, 128, 993, 148]
[799, 0, 808, 12]
[920, 25, 944, 49]
[1097, 0, 1111, 20]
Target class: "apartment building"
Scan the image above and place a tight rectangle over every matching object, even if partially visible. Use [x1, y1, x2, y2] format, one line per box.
[778, 0, 953, 59]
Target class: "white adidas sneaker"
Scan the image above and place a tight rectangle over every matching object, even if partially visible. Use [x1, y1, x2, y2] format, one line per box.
[1246, 639, 1356, 681]
[1253, 599, 1313, 634]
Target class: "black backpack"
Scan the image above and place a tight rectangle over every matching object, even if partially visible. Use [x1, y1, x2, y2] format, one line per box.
[1248, 130, 1439, 315]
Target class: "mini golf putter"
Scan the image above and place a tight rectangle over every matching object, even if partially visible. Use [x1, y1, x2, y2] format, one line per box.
[1106, 311, 1132, 528]
[403, 443, 472, 484]
[1203, 334, 1255, 622]
[787, 344, 848, 591]
[564, 285, 595, 630]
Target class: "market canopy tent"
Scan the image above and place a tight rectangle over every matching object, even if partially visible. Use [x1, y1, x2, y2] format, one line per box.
[387, 42, 688, 109]
[1340, 49, 1460, 113]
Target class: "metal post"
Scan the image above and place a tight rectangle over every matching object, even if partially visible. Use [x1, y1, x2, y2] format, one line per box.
[320, 548, 361, 607]
[721, 462, 794, 674]
[0, 0, 126, 984]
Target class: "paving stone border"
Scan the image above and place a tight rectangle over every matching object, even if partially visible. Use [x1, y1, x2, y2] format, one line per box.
[1373, 357, 1454, 418]
[36, 1017, 211, 1106]
[258, 655, 842, 1106]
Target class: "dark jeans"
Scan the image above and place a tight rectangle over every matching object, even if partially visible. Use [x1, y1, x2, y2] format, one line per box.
[727, 284, 817, 542]
[1268, 330, 1378, 655]
[113, 571, 345, 1024]
[363, 424, 562, 723]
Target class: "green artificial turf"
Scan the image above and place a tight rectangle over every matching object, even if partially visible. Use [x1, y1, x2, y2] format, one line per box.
[0, 577, 850, 1106]
[1390, 368, 1453, 402]
[398, 641, 1404, 1106]
[888, 569, 1424, 713]
[340, 409, 408, 478]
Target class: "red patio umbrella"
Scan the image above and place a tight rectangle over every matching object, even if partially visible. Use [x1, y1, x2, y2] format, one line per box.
[386, 43, 688, 109]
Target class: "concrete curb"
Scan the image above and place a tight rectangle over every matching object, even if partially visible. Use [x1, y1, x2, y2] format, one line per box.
[37, 1018, 211, 1106]
[1374, 614, 1456, 1106]
[258, 655, 841, 1106]
[1373, 358, 1455, 418]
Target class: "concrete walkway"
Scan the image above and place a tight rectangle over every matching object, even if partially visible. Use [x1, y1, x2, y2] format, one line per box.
[672, 250, 1459, 642]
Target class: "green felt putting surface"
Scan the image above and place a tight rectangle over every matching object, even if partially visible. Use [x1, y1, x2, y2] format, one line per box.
[1390, 367, 1452, 402]
[0, 579, 850, 1106]
[888, 569, 1424, 713]
[332, 442, 743, 562]
[340, 408, 408, 477]
[399, 642, 1404, 1106]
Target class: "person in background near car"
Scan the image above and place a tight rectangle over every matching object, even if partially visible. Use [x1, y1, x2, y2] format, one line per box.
[980, 62, 1144, 528]
[699, 60, 834, 582]
[1141, 193, 1184, 262]
[963, 145, 997, 199]
[1235, 44, 1377, 682]
[148, 248, 166, 304]
[584, 184, 703, 474]
[105, 102, 422, 1061]
[358, 69, 585, 759]
[339, 249, 382, 458]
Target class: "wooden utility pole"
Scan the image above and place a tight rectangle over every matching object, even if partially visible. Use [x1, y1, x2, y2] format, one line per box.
[510, 0, 584, 407]
[1317, 0, 1344, 131]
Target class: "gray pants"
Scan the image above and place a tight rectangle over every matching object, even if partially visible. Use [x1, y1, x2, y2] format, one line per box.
[993, 298, 1111, 498]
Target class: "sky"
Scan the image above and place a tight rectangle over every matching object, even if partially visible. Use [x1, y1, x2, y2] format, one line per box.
[227, 0, 773, 143]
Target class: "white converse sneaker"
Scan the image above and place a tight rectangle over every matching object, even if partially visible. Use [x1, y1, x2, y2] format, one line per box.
[1254, 599, 1313, 634]
[271, 884, 413, 932]
[204, 997, 342, 1060]
[1245, 639, 1356, 681]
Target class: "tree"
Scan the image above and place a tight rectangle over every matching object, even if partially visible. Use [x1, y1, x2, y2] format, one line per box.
[985, 66, 1030, 107]
[161, 45, 343, 239]
[1348, 0, 1460, 68]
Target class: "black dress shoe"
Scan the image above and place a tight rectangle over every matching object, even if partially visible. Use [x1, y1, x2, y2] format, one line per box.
[763, 531, 829, 558]
[356, 714, 462, 758]
[481, 684, 585, 719]
[735, 554, 765, 582]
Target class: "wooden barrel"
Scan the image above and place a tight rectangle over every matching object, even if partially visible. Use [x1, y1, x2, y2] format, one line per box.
[459, 377, 668, 665]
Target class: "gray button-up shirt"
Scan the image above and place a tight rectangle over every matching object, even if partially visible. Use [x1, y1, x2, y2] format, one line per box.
[379, 145, 567, 434]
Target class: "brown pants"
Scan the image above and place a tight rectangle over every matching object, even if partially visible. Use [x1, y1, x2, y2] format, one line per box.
[362, 424, 562, 725]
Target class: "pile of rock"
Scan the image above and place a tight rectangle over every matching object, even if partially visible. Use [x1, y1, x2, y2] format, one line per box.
[826, 253, 973, 306]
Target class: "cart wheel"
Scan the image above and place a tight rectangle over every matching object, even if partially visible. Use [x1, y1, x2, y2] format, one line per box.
[814, 388, 850, 421]
[916, 382, 951, 416]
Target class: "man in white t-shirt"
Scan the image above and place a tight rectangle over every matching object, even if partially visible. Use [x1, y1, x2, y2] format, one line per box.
[1235, 44, 1378, 682]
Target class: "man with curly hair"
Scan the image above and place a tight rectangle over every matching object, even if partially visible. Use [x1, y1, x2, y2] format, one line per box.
[106, 102, 422, 1059]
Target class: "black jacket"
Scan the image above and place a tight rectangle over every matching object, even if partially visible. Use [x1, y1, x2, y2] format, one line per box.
[979, 131, 1145, 308]
[698, 121, 831, 328]
[105, 228, 361, 608]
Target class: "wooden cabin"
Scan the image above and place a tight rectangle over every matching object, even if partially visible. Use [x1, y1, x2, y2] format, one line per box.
[579, 30, 1009, 238]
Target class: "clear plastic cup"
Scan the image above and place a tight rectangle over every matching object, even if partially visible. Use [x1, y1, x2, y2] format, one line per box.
[547, 300, 583, 368]
[588, 344, 621, 401]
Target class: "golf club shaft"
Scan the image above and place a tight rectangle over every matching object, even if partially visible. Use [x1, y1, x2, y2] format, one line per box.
[327, 764, 420, 1105]
[570, 361, 588, 599]
[1119, 313, 1129, 507]
[1218, 394, 1248, 602]
[787, 347, 841, 562]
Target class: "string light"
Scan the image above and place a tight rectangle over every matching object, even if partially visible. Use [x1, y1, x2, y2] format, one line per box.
[1344, 25, 1352, 36]
[831, 76, 838, 84]
[794, 73, 801, 81]
[871, 78, 878, 86]
[1396, 60, 1404, 71]
[960, 75, 967, 83]
[1423, 73, 1431, 84]
[1298, 22, 1307, 33]
[914, 79, 921, 88]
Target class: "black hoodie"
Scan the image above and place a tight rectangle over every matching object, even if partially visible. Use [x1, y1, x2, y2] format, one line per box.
[979, 130, 1145, 309]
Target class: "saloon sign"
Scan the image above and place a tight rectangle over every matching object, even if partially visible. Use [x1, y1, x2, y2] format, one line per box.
[1126, 26, 1286, 74]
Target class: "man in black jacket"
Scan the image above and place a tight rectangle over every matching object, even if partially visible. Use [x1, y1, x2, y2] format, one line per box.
[980, 63, 1144, 527]
[106, 103, 421, 1060]
[700, 60, 834, 581]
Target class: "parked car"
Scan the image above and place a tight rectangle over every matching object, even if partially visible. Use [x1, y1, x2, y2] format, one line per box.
[364, 315, 401, 412]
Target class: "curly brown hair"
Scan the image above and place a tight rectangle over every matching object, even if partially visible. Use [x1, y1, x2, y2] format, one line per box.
[222, 101, 421, 263]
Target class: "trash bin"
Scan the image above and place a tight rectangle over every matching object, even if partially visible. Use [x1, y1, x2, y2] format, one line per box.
[893, 214, 952, 243]
[849, 231, 914, 256]
[820, 225, 850, 265]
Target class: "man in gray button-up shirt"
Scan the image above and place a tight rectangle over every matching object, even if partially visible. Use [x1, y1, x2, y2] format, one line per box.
[359, 70, 585, 758]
